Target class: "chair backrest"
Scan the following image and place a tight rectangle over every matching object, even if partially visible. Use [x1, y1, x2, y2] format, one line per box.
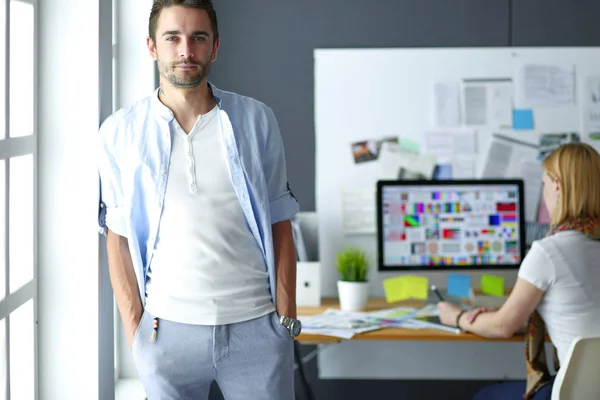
[551, 335, 600, 400]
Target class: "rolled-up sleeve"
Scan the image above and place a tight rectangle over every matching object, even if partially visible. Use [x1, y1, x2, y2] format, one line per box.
[96, 118, 128, 237]
[518, 241, 555, 291]
[262, 107, 299, 224]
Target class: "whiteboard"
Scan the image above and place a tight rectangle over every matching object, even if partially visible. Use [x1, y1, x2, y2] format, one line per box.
[315, 47, 600, 297]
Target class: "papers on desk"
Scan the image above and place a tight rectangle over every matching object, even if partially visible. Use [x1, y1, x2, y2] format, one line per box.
[299, 304, 461, 339]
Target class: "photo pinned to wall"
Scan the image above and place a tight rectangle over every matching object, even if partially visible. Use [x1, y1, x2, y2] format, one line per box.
[538, 132, 580, 160]
[351, 136, 398, 164]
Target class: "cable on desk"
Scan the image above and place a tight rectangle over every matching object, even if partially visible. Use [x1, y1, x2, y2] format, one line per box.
[294, 341, 316, 400]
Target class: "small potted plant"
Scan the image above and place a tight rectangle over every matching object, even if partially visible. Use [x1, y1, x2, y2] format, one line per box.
[336, 247, 370, 311]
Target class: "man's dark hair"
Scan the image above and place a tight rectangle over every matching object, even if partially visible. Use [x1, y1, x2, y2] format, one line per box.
[149, 0, 219, 43]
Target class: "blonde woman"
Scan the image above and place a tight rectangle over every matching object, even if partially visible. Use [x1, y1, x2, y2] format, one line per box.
[438, 143, 600, 399]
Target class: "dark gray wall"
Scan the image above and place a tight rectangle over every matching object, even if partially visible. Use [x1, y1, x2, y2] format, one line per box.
[208, 1, 600, 399]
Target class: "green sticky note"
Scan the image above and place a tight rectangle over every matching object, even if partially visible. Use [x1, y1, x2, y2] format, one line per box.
[481, 274, 505, 297]
[399, 138, 420, 153]
[383, 275, 429, 303]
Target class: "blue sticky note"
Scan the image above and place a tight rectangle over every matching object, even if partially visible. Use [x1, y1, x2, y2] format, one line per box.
[433, 164, 452, 180]
[513, 109, 534, 130]
[447, 273, 471, 298]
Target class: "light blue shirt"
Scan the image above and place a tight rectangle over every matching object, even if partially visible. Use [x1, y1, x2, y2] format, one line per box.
[96, 83, 299, 307]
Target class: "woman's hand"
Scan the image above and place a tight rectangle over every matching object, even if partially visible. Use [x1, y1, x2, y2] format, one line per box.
[437, 301, 463, 326]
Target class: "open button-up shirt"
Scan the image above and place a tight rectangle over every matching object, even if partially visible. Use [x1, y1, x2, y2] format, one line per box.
[96, 83, 299, 306]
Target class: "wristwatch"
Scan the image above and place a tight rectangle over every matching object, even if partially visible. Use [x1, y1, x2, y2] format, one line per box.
[279, 315, 302, 338]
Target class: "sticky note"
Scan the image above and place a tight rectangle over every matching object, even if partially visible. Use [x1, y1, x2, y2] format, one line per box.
[481, 274, 505, 297]
[433, 164, 452, 180]
[513, 109, 534, 130]
[447, 273, 471, 298]
[383, 275, 429, 303]
[399, 138, 420, 153]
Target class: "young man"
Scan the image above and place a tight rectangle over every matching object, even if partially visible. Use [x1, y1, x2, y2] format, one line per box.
[96, 1, 301, 398]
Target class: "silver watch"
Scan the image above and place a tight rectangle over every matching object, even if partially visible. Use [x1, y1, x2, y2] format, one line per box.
[279, 315, 302, 337]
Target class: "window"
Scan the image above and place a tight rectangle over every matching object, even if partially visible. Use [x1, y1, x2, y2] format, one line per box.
[0, 0, 38, 398]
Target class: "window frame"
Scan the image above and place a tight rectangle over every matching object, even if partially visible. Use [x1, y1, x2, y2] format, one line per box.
[0, 0, 39, 398]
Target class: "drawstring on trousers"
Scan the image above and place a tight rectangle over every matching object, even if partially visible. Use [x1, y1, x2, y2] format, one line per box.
[150, 317, 159, 342]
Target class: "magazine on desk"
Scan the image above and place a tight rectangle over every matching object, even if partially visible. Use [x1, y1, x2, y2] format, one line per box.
[299, 304, 461, 339]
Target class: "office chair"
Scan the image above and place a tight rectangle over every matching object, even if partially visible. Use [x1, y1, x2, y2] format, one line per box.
[551, 335, 600, 399]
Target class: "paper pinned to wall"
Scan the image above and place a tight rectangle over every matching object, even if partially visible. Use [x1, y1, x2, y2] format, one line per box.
[582, 75, 600, 152]
[399, 137, 421, 153]
[514, 63, 576, 108]
[378, 142, 436, 180]
[432, 80, 461, 127]
[463, 79, 513, 128]
[452, 158, 477, 179]
[340, 187, 376, 235]
[489, 80, 514, 128]
[423, 130, 477, 155]
[422, 130, 477, 179]
[481, 134, 542, 222]
[463, 82, 487, 125]
[433, 157, 477, 179]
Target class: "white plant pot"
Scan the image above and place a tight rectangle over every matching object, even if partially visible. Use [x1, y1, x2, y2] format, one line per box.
[337, 280, 369, 312]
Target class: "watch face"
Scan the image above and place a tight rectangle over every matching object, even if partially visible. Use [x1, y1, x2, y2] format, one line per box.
[291, 320, 302, 336]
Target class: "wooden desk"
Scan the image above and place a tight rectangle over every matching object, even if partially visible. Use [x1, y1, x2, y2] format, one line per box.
[296, 298, 526, 345]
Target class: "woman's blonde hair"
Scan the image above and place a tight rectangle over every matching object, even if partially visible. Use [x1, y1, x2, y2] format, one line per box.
[542, 142, 600, 227]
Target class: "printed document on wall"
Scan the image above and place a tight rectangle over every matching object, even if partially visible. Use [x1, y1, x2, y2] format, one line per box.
[515, 63, 575, 108]
[423, 130, 477, 179]
[463, 79, 513, 128]
[340, 187, 376, 235]
[582, 75, 600, 152]
[423, 130, 477, 155]
[432, 80, 461, 127]
[482, 134, 542, 222]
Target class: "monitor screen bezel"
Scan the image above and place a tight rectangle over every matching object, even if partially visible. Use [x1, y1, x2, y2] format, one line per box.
[376, 179, 527, 272]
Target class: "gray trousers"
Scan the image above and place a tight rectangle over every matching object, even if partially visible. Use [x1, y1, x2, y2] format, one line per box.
[132, 310, 294, 400]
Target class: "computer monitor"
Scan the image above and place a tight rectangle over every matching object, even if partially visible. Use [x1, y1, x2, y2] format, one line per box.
[377, 179, 526, 271]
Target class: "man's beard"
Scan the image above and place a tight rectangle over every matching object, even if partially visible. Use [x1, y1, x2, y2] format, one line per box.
[157, 57, 211, 90]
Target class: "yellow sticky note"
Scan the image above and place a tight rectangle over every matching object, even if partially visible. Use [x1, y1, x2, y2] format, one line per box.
[383, 275, 429, 303]
[481, 274, 504, 297]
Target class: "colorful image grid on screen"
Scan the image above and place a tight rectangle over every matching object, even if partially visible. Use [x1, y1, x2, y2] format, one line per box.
[382, 185, 522, 267]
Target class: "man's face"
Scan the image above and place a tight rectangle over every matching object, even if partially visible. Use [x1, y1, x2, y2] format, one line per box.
[148, 6, 219, 90]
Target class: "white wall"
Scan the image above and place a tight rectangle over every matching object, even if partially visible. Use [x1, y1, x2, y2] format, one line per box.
[113, 0, 156, 381]
[115, 0, 155, 110]
[37, 0, 113, 398]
